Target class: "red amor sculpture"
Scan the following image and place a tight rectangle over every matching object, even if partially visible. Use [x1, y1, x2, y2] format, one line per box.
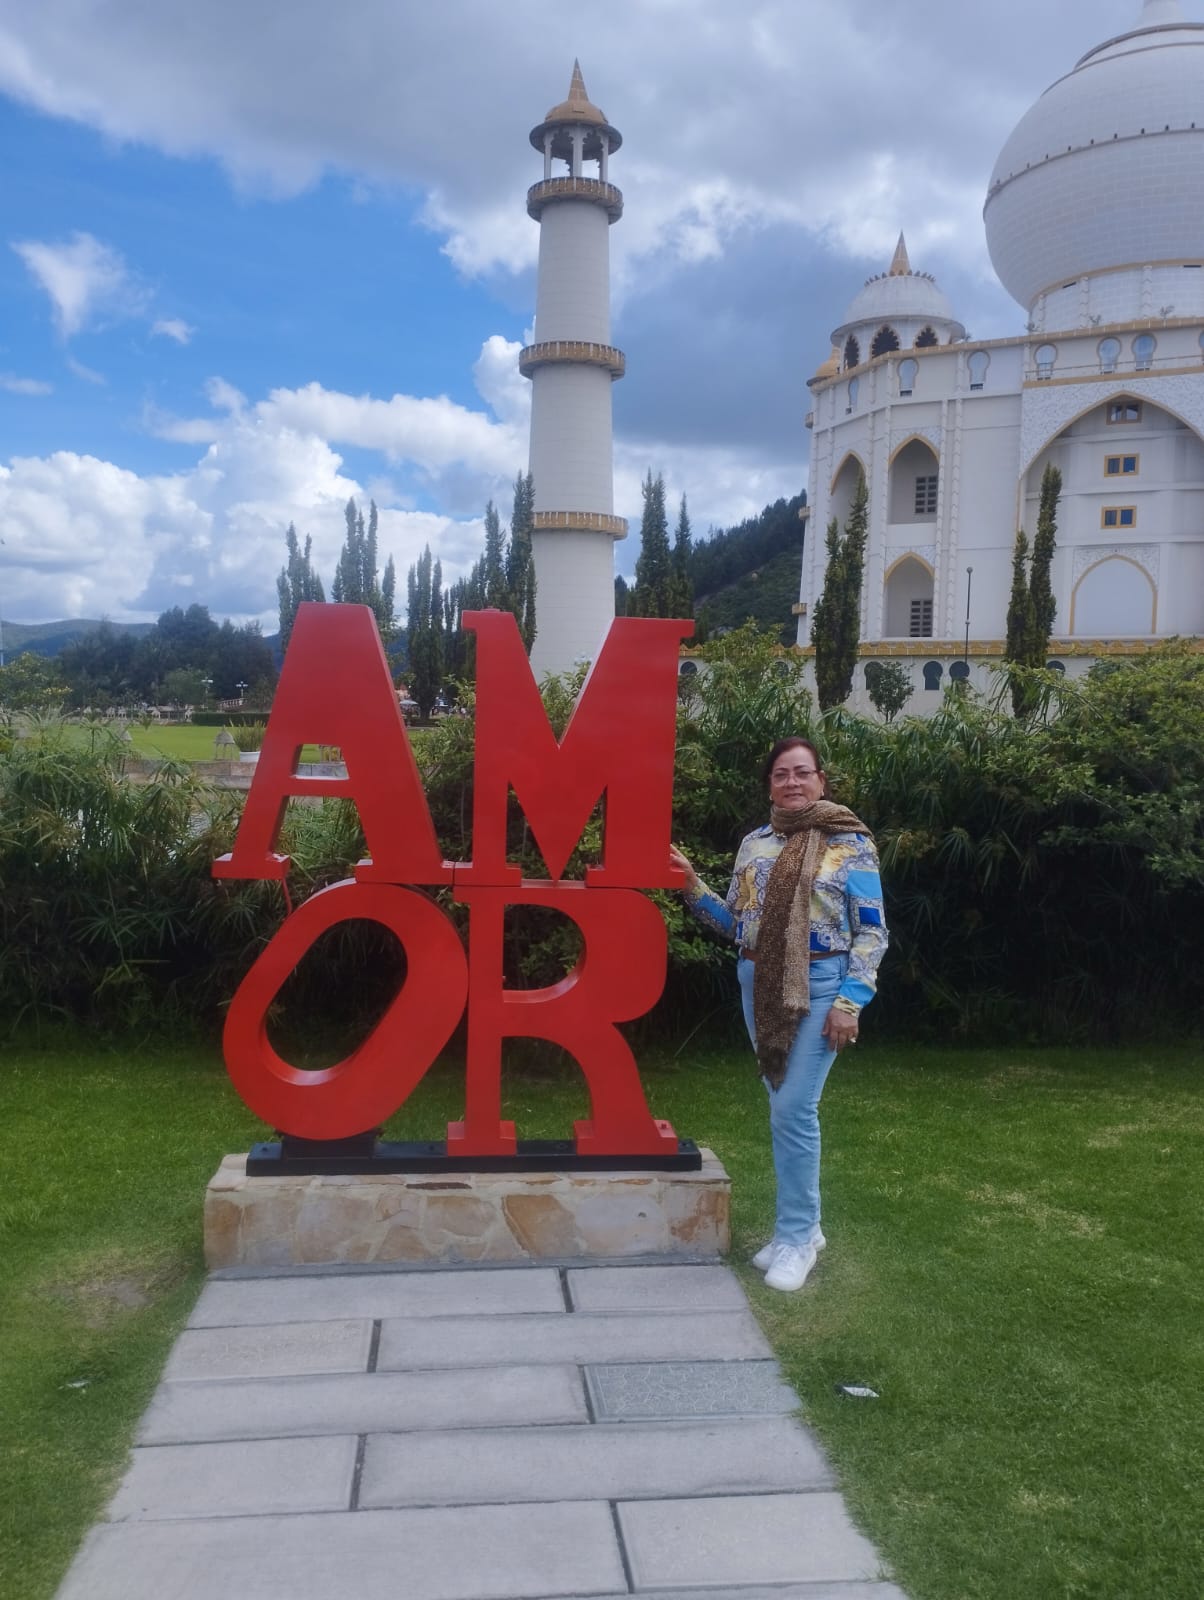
[214, 602, 693, 1159]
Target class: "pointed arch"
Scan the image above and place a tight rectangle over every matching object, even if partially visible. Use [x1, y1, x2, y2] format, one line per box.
[889, 436, 940, 524]
[1020, 387, 1204, 476]
[871, 325, 901, 358]
[828, 449, 868, 495]
[888, 432, 941, 468]
[828, 451, 867, 536]
[1070, 556, 1157, 636]
[884, 554, 935, 637]
[843, 335, 861, 370]
[914, 326, 939, 348]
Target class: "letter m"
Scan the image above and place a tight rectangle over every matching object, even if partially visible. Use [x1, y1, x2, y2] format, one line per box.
[461, 610, 692, 887]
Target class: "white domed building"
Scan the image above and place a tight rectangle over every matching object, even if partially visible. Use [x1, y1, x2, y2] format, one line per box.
[797, 0, 1204, 708]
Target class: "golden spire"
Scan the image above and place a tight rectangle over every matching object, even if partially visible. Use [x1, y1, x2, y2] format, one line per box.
[889, 233, 912, 276]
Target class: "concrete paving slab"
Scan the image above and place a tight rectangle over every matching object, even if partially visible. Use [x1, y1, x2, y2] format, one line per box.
[619, 1492, 884, 1589]
[567, 1262, 748, 1312]
[55, 1502, 625, 1600]
[586, 1359, 799, 1420]
[163, 1319, 372, 1382]
[107, 1436, 357, 1521]
[377, 1308, 772, 1370]
[189, 1267, 564, 1327]
[360, 1416, 833, 1508]
[139, 1364, 587, 1444]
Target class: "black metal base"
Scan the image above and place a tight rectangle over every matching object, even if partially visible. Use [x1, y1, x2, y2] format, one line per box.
[246, 1134, 703, 1175]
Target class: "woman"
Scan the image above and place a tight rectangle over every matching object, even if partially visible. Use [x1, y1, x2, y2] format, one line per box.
[669, 737, 887, 1292]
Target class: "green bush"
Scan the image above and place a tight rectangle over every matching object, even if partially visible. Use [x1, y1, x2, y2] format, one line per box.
[0, 642, 1199, 1044]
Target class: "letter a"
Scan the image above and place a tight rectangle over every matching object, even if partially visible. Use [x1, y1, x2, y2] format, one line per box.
[213, 602, 450, 883]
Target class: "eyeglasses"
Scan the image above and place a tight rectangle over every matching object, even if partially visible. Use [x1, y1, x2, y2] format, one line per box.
[771, 769, 819, 779]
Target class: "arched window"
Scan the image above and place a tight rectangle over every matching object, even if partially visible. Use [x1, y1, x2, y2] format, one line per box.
[885, 557, 935, 637]
[1046, 660, 1066, 674]
[915, 326, 939, 348]
[898, 358, 918, 396]
[678, 660, 698, 676]
[1098, 337, 1121, 374]
[844, 335, 861, 370]
[949, 661, 970, 683]
[1133, 333, 1156, 372]
[922, 660, 943, 691]
[967, 351, 989, 390]
[871, 325, 901, 358]
[847, 377, 859, 413]
[1035, 344, 1057, 380]
[889, 438, 939, 524]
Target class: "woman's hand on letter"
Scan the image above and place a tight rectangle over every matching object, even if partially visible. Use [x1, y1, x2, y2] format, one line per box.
[668, 845, 697, 890]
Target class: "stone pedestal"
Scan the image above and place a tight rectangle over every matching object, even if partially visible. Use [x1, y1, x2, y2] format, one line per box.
[204, 1150, 730, 1268]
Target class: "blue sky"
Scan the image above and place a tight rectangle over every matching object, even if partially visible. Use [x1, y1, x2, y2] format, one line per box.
[0, 0, 1170, 628]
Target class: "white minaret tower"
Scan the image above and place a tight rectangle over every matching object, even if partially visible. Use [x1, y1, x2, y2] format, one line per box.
[521, 63, 626, 676]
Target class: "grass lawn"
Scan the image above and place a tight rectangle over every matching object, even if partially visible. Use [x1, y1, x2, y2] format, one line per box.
[2, 1035, 1202, 1599]
[51, 722, 326, 763]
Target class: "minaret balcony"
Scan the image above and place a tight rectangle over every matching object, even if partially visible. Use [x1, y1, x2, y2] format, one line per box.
[527, 177, 624, 221]
[519, 340, 626, 379]
[533, 509, 628, 538]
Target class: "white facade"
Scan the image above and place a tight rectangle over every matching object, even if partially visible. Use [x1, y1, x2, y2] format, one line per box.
[797, 0, 1204, 714]
[522, 64, 627, 677]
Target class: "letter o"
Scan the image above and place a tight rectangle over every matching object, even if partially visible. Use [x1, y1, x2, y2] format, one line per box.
[223, 880, 468, 1139]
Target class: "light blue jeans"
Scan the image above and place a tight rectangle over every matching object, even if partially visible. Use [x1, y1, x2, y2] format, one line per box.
[737, 954, 846, 1247]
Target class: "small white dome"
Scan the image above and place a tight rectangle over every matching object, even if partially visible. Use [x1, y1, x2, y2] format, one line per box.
[837, 271, 957, 331]
[985, 2, 1204, 311]
[829, 236, 964, 349]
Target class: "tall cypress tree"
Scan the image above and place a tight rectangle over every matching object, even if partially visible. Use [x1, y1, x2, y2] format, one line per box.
[276, 523, 326, 654]
[406, 545, 443, 717]
[811, 472, 867, 710]
[1030, 463, 1061, 652]
[631, 471, 674, 618]
[671, 494, 694, 618]
[1005, 463, 1061, 715]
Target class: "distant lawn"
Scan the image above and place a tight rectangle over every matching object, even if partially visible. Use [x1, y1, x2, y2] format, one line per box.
[51, 722, 326, 763]
[2, 1036, 1202, 1599]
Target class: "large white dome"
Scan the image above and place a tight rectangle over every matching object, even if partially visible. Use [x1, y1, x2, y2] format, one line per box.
[984, 1, 1204, 312]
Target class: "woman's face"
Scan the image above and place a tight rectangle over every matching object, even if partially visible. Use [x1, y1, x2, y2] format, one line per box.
[768, 746, 825, 810]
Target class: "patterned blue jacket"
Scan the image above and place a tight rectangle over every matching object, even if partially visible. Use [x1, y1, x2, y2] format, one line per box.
[683, 824, 888, 1013]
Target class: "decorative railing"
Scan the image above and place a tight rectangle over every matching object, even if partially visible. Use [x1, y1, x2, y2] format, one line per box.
[519, 341, 626, 379]
[527, 177, 623, 221]
[532, 510, 628, 536]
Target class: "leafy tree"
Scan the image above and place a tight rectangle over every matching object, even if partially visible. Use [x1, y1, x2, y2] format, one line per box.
[671, 495, 694, 618]
[0, 650, 66, 711]
[482, 501, 508, 608]
[331, 498, 394, 634]
[442, 472, 537, 678]
[614, 574, 630, 617]
[864, 660, 912, 722]
[630, 471, 675, 618]
[811, 472, 867, 709]
[277, 524, 326, 653]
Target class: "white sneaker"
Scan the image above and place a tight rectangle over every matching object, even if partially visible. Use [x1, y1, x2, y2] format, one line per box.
[764, 1240, 819, 1292]
[752, 1227, 825, 1272]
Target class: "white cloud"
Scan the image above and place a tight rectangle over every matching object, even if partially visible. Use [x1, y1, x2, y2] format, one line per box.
[0, 336, 536, 626]
[0, 373, 53, 395]
[151, 316, 194, 344]
[0, 1, 1150, 298]
[66, 355, 106, 385]
[12, 230, 148, 338]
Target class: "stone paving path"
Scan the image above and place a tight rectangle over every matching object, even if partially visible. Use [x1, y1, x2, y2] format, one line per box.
[56, 1260, 908, 1600]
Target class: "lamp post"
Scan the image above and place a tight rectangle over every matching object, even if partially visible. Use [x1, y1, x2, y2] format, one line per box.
[963, 566, 973, 666]
[235, 679, 248, 706]
[201, 676, 213, 708]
